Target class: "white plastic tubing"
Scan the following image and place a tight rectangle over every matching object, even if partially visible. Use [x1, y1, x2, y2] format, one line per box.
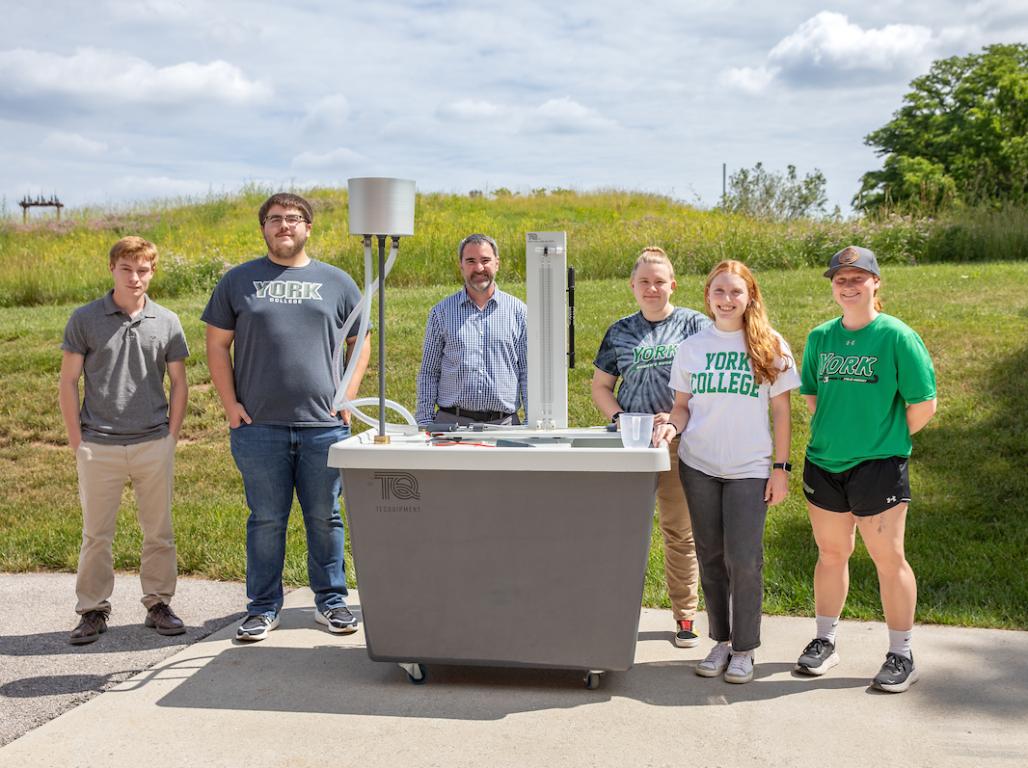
[331, 237, 418, 434]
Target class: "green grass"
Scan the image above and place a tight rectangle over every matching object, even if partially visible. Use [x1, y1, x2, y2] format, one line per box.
[3, 187, 1027, 306]
[2, 262, 1026, 628]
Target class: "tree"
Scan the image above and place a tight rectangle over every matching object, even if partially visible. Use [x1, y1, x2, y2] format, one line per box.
[856, 43, 1028, 212]
[719, 162, 829, 220]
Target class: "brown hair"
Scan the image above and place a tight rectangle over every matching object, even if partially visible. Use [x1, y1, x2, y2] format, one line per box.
[258, 193, 313, 226]
[631, 246, 675, 280]
[703, 260, 793, 384]
[108, 236, 158, 270]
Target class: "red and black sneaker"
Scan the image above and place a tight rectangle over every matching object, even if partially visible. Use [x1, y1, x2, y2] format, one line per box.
[675, 618, 700, 648]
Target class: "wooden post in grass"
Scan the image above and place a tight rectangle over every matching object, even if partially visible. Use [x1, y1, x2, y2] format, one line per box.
[19, 194, 64, 224]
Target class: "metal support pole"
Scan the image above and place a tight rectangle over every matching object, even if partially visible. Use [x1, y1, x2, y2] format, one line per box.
[567, 266, 576, 369]
[374, 235, 390, 444]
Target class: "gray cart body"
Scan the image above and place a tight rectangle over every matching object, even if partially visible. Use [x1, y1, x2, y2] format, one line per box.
[329, 430, 668, 674]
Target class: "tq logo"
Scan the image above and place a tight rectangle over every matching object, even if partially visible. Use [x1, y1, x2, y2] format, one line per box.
[375, 471, 420, 501]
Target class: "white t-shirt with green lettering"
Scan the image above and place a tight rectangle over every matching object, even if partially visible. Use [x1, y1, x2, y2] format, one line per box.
[669, 326, 800, 479]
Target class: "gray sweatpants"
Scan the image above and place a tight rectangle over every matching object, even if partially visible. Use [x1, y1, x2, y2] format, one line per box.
[678, 461, 768, 652]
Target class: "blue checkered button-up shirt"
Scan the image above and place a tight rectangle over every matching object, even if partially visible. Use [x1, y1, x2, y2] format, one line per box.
[415, 287, 528, 425]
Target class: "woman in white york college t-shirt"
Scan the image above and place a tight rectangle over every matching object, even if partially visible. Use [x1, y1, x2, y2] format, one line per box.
[654, 260, 800, 684]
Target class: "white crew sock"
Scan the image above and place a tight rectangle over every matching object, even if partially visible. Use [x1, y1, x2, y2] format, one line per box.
[815, 615, 839, 644]
[888, 628, 913, 660]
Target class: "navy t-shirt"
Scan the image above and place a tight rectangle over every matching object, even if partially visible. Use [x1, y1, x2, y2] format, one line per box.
[594, 307, 710, 413]
[201, 257, 362, 425]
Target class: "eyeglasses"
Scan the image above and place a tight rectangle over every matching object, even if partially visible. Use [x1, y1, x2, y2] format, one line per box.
[264, 214, 308, 227]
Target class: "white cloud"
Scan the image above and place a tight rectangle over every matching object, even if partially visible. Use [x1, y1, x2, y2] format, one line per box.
[302, 94, 350, 133]
[0, 47, 271, 106]
[104, 0, 192, 22]
[717, 12, 936, 92]
[103, 0, 265, 44]
[291, 147, 367, 169]
[42, 131, 108, 156]
[768, 12, 934, 79]
[111, 175, 214, 198]
[525, 97, 616, 134]
[719, 66, 779, 94]
[3, 1, 1027, 215]
[437, 98, 508, 121]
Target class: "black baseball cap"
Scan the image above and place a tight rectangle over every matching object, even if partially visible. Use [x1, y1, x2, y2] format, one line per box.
[824, 246, 880, 278]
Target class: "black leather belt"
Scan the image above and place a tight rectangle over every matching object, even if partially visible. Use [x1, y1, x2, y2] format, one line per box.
[438, 405, 514, 422]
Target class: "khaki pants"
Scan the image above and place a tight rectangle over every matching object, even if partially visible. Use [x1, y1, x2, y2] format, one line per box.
[656, 437, 699, 621]
[74, 434, 177, 614]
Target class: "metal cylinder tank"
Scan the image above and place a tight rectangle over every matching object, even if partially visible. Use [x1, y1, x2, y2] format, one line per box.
[347, 177, 416, 236]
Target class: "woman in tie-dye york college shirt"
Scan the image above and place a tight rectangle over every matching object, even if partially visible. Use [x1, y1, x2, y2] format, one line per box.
[592, 247, 710, 648]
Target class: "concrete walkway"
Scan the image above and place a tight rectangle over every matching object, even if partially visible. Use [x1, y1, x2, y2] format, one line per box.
[1, 574, 1025, 768]
[0, 572, 244, 748]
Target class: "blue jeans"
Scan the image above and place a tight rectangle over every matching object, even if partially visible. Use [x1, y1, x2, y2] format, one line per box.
[230, 424, 350, 616]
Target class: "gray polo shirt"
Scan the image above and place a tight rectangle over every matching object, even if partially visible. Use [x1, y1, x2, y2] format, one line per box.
[62, 291, 189, 445]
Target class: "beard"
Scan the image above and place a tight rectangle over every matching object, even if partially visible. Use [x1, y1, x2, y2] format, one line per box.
[265, 231, 308, 261]
[466, 275, 494, 293]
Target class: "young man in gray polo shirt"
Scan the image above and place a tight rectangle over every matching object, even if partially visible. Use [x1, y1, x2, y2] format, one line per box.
[59, 236, 189, 645]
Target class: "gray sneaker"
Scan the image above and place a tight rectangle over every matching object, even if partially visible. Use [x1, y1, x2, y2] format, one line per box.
[315, 605, 358, 634]
[236, 614, 279, 642]
[872, 652, 918, 693]
[724, 651, 754, 684]
[796, 637, 839, 676]
[695, 642, 732, 677]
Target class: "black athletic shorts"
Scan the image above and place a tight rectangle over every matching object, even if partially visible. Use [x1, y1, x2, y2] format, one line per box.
[802, 456, 911, 517]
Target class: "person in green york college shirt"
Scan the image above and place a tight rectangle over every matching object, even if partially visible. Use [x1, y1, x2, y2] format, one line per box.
[794, 246, 937, 694]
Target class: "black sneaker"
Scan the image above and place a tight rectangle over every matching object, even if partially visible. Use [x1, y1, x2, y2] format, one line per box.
[315, 605, 358, 634]
[872, 652, 918, 693]
[236, 614, 279, 642]
[796, 637, 840, 676]
[674, 619, 700, 648]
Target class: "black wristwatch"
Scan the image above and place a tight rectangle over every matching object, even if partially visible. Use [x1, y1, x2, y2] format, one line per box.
[610, 411, 624, 423]
[772, 461, 793, 472]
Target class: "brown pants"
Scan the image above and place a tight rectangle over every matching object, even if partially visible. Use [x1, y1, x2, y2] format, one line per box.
[657, 437, 699, 621]
[74, 434, 177, 614]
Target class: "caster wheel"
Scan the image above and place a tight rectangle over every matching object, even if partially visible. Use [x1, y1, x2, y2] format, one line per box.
[400, 662, 426, 684]
[584, 672, 601, 690]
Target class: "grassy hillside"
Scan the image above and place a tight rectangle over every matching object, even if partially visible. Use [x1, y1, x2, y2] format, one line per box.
[2, 187, 1026, 306]
[2, 262, 1026, 628]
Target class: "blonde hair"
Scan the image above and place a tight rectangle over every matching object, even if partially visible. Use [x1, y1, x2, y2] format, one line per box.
[703, 260, 792, 384]
[631, 246, 675, 280]
[109, 236, 158, 270]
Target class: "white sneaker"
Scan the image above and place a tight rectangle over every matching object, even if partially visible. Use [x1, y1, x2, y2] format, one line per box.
[695, 642, 732, 677]
[725, 651, 754, 684]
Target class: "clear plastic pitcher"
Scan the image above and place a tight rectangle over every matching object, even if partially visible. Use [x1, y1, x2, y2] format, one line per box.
[619, 412, 655, 449]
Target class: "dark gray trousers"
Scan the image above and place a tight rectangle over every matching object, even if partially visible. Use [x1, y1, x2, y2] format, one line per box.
[678, 461, 768, 652]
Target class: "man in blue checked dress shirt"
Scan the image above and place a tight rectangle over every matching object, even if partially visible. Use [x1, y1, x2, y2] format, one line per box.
[415, 233, 528, 426]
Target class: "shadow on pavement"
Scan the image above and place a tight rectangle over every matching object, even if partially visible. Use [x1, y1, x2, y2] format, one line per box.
[148, 640, 871, 721]
[136, 604, 1028, 723]
[0, 613, 244, 657]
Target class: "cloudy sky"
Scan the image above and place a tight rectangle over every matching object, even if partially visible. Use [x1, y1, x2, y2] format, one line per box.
[2, 1, 1026, 215]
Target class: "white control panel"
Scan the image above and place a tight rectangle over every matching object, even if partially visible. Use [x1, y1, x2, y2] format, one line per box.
[525, 231, 568, 429]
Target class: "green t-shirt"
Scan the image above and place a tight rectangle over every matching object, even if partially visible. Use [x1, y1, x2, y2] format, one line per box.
[800, 313, 936, 473]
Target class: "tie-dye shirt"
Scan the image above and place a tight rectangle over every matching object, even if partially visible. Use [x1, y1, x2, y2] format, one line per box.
[594, 307, 710, 414]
